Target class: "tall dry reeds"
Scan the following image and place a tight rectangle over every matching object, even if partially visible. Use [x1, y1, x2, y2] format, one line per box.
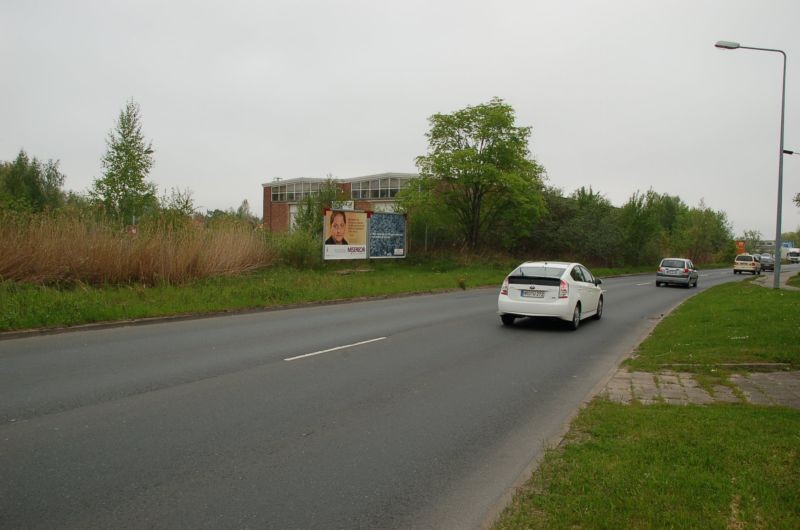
[0, 211, 276, 285]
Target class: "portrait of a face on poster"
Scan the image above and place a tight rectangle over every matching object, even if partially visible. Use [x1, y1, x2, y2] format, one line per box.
[323, 210, 367, 260]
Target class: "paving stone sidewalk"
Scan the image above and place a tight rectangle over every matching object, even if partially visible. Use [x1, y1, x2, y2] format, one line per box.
[603, 269, 800, 408]
[603, 370, 800, 408]
[752, 268, 800, 291]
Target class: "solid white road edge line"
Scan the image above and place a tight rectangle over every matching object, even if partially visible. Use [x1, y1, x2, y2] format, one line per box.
[284, 337, 387, 362]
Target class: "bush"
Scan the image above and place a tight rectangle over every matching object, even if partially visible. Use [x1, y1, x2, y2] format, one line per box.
[270, 230, 322, 269]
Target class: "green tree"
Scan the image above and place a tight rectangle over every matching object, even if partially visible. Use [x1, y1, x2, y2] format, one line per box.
[618, 191, 663, 266]
[160, 187, 196, 217]
[781, 227, 800, 247]
[794, 192, 799, 208]
[672, 201, 733, 262]
[395, 175, 460, 252]
[524, 186, 573, 258]
[293, 175, 348, 237]
[411, 97, 545, 249]
[91, 99, 157, 224]
[235, 199, 260, 226]
[741, 229, 762, 253]
[0, 150, 65, 212]
[565, 187, 621, 265]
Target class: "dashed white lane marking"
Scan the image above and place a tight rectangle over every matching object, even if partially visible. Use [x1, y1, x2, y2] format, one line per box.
[284, 337, 387, 362]
[636, 282, 651, 286]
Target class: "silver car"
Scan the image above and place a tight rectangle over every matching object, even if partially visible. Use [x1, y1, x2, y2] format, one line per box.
[656, 258, 698, 288]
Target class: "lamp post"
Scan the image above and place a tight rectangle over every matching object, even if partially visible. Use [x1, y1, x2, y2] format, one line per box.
[715, 40, 787, 289]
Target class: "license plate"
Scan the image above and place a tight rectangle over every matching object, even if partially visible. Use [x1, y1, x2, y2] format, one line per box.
[521, 290, 545, 298]
[667, 270, 679, 275]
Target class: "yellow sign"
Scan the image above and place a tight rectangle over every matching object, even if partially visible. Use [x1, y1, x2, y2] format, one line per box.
[323, 210, 367, 260]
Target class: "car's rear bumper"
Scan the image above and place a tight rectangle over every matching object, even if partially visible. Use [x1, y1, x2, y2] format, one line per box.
[497, 296, 573, 321]
[656, 273, 691, 285]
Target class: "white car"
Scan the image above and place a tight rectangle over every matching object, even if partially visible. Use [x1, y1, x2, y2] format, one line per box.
[497, 261, 604, 330]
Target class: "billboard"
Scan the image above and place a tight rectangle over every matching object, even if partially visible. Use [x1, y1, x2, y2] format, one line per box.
[323, 210, 367, 260]
[368, 212, 407, 258]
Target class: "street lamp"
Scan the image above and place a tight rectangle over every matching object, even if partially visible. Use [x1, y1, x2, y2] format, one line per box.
[715, 40, 787, 289]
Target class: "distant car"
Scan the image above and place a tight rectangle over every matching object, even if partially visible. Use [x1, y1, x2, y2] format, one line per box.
[759, 253, 775, 271]
[497, 261, 603, 330]
[656, 258, 698, 288]
[733, 254, 762, 275]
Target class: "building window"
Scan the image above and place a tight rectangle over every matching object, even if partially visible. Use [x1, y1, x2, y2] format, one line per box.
[271, 182, 322, 202]
[350, 177, 408, 200]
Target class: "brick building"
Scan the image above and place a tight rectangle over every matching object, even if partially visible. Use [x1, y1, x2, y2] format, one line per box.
[261, 172, 416, 232]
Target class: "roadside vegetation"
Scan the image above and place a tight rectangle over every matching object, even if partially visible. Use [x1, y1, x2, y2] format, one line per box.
[399, 98, 743, 266]
[494, 281, 800, 529]
[0, 210, 272, 285]
[495, 401, 800, 529]
[0, 257, 512, 332]
[626, 280, 800, 374]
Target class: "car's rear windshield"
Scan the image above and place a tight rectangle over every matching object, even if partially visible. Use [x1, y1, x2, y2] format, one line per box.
[735, 255, 754, 262]
[513, 265, 566, 278]
[661, 259, 685, 268]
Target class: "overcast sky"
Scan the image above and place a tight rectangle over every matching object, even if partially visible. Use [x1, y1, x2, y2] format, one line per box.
[3, 0, 800, 238]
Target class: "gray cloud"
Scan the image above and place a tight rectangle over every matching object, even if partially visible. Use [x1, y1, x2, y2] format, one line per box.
[2, 0, 799, 237]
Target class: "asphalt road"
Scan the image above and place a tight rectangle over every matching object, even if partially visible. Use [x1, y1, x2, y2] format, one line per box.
[0, 268, 757, 529]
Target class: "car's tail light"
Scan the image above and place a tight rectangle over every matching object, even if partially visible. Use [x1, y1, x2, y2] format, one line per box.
[559, 279, 569, 298]
[658, 267, 664, 272]
[500, 278, 509, 296]
[684, 268, 689, 273]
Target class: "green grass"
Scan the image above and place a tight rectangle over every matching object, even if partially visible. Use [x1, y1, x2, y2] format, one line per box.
[789, 272, 800, 288]
[495, 401, 800, 529]
[624, 281, 800, 374]
[0, 260, 510, 332]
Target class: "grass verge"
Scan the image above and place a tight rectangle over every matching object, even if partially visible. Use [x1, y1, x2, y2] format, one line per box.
[495, 401, 800, 529]
[0, 260, 509, 332]
[623, 281, 800, 375]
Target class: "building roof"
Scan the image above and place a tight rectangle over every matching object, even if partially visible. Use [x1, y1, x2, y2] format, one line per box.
[346, 172, 418, 183]
[261, 176, 327, 188]
[262, 172, 417, 188]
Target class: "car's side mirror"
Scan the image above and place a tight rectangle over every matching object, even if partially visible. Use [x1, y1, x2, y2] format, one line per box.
[595, 279, 603, 286]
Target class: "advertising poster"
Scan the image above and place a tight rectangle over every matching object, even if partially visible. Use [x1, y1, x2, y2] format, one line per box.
[323, 209, 367, 260]
[368, 212, 407, 258]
